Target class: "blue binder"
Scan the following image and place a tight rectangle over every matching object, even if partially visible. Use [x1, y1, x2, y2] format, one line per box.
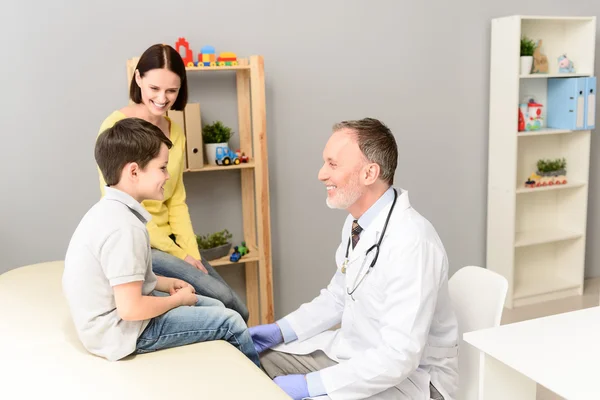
[585, 76, 596, 130]
[547, 77, 586, 130]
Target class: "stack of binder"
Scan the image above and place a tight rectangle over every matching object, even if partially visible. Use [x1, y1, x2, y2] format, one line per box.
[547, 77, 596, 130]
[167, 103, 204, 169]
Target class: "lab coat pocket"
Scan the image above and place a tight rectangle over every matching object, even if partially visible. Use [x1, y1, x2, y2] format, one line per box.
[354, 278, 385, 321]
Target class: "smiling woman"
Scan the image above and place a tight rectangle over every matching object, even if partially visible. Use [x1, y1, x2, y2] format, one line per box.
[95, 44, 249, 323]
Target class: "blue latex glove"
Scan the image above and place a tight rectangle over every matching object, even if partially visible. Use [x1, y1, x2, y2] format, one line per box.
[248, 323, 283, 354]
[273, 374, 309, 400]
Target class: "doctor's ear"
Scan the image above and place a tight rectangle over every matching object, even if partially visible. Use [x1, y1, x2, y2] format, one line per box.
[363, 162, 381, 184]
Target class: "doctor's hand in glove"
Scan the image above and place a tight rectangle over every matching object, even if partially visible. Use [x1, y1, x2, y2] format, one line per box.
[273, 374, 309, 400]
[248, 323, 283, 354]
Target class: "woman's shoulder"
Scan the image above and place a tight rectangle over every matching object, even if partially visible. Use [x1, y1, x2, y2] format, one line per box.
[165, 114, 185, 140]
[98, 109, 127, 135]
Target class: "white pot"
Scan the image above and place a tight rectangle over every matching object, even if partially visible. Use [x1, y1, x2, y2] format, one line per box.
[205, 142, 229, 165]
[520, 56, 533, 75]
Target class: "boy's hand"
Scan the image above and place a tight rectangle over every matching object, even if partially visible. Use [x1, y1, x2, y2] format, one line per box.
[184, 255, 208, 274]
[169, 278, 195, 296]
[175, 286, 197, 306]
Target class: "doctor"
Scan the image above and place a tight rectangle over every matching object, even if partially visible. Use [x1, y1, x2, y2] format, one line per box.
[250, 118, 459, 400]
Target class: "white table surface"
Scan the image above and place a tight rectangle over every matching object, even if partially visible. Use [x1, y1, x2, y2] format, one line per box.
[463, 306, 600, 399]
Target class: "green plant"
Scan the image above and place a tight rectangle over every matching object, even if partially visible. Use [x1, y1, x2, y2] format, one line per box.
[537, 158, 566, 173]
[520, 36, 536, 57]
[202, 121, 234, 144]
[196, 229, 233, 249]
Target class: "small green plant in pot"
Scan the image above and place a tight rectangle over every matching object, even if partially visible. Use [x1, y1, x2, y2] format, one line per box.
[203, 121, 235, 165]
[196, 229, 233, 261]
[520, 36, 536, 75]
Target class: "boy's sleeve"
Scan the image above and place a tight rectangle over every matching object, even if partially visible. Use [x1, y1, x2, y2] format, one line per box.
[100, 227, 149, 286]
[165, 135, 201, 260]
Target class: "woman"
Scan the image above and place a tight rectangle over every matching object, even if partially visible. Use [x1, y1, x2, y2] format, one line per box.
[97, 44, 249, 322]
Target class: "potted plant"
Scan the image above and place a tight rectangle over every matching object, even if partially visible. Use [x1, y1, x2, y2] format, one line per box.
[203, 121, 234, 165]
[196, 229, 233, 261]
[520, 36, 536, 75]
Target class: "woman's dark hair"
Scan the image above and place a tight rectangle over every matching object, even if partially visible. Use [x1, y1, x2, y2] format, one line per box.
[129, 44, 188, 111]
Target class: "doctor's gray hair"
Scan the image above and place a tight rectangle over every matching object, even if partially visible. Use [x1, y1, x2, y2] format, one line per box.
[332, 118, 398, 185]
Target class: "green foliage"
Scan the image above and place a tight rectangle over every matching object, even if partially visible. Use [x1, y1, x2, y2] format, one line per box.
[520, 36, 536, 56]
[196, 229, 232, 249]
[202, 121, 234, 144]
[537, 158, 566, 173]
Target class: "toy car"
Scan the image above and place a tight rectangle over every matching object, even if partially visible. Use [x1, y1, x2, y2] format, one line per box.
[238, 241, 249, 256]
[235, 149, 249, 163]
[230, 247, 241, 262]
[217, 52, 238, 66]
[215, 146, 240, 166]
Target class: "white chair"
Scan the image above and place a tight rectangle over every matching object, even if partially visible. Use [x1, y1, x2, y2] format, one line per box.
[448, 266, 508, 400]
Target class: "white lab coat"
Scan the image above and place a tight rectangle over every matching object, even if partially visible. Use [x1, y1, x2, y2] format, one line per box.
[272, 188, 459, 400]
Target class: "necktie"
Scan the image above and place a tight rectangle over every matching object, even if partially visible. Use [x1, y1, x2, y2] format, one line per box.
[351, 220, 363, 249]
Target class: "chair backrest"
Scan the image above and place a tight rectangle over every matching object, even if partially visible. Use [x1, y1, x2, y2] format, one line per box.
[448, 266, 508, 400]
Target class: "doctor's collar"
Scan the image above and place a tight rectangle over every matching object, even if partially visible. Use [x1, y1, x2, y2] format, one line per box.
[353, 186, 397, 232]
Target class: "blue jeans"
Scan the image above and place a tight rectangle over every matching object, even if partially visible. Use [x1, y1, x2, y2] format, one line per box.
[151, 249, 250, 322]
[136, 291, 260, 368]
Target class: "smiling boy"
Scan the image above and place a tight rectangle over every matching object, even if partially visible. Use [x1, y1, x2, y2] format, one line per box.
[62, 117, 259, 365]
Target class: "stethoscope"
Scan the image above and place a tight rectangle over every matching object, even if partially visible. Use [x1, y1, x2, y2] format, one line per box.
[343, 188, 398, 300]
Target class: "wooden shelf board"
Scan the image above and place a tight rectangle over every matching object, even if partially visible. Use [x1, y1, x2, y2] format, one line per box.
[209, 245, 259, 267]
[514, 275, 581, 300]
[516, 181, 586, 194]
[519, 73, 592, 79]
[185, 161, 255, 173]
[517, 128, 576, 137]
[515, 228, 583, 248]
[185, 59, 250, 72]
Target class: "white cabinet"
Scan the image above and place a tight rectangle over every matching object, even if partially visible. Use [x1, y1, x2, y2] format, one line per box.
[487, 15, 596, 308]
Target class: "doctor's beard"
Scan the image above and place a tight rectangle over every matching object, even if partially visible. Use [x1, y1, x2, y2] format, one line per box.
[326, 177, 364, 210]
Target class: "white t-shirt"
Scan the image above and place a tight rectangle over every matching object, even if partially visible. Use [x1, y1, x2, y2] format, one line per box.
[63, 187, 157, 361]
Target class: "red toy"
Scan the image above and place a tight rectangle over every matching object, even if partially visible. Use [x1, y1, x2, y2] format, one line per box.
[236, 149, 249, 163]
[518, 108, 525, 132]
[175, 37, 194, 67]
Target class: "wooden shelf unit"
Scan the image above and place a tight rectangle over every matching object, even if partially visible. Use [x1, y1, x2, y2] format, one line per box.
[487, 15, 596, 308]
[126, 55, 274, 326]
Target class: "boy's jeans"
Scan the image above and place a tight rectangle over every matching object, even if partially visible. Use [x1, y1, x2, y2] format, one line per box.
[135, 291, 260, 368]
[151, 248, 250, 322]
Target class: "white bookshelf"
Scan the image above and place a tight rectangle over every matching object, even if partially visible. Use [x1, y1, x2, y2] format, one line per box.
[487, 15, 596, 308]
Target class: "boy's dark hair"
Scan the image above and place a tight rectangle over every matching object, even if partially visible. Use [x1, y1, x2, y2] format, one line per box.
[129, 44, 188, 111]
[95, 118, 173, 186]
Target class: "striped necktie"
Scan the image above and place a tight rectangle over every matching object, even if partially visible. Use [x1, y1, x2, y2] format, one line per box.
[351, 220, 363, 249]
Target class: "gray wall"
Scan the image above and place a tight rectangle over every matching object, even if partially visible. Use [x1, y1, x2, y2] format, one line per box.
[2, 0, 600, 318]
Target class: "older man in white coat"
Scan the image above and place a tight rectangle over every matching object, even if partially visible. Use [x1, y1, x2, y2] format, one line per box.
[250, 118, 459, 400]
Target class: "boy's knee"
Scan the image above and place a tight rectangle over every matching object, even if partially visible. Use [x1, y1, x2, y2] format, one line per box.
[223, 308, 247, 331]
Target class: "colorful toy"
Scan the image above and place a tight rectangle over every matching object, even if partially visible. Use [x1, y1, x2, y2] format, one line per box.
[235, 149, 249, 163]
[175, 37, 195, 67]
[215, 146, 240, 166]
[524, 158, 567, 188]
[558, 54, 575, 73]
[230, 247, 241, 262]
[532, 40, 548, 74]
[518, 98, 544, 131]
[238, 241, 249, 256]
[217, 52, 238, 66]
[198, 45, 217, 67]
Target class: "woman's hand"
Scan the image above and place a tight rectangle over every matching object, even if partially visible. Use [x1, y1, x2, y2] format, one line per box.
[184, 255, 208, 274]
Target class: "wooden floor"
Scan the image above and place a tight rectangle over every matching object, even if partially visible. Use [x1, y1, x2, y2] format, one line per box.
[500, 277, 600, 400]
